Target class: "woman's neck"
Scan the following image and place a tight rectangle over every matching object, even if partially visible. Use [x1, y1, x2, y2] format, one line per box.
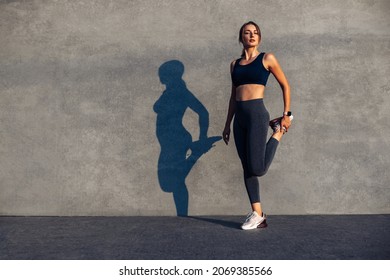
[243, 48, 259, 60]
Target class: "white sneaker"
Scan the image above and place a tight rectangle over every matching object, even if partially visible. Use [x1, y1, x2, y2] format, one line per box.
[241, 211, 267, 230]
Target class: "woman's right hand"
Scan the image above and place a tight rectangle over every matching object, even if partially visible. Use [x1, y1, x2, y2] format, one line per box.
[222, 126, 230, 145]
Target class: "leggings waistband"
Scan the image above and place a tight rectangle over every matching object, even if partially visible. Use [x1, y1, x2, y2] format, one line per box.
[235, 98, 264, 104]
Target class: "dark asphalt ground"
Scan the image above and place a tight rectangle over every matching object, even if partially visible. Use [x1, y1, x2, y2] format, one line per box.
[1, 215, 389, 260]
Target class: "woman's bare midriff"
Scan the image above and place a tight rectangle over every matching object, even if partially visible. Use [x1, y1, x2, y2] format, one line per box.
[235, 84, 266, 101]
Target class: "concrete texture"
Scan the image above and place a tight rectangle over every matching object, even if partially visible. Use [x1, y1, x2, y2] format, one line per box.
[0, 0, 389, 216]
[1, 215, 389, 259]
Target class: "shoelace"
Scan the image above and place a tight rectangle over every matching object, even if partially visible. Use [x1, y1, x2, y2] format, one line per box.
[245, 212, 256, 222]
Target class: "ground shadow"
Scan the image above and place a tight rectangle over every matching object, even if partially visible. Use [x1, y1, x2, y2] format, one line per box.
[154, 60, 221, 216]
[188, 216, 242, 229]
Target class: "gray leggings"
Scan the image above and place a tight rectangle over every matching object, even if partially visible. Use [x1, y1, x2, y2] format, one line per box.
[233, 98, 279, 203]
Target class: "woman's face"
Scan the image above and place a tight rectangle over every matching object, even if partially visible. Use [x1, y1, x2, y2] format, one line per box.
[241, 24, 260, 47]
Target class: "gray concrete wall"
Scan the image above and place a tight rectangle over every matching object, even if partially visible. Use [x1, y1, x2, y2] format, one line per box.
[1, 0, 389, 216]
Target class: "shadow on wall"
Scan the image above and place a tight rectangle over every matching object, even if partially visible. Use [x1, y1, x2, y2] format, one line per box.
[154, 60, 222, 216]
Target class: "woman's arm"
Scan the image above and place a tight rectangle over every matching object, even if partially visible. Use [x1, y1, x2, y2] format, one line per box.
[265, 53, 291, 131]
[223, 60, 237, 145]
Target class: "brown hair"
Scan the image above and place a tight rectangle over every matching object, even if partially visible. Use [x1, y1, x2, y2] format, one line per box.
[238, 21, 262, 57]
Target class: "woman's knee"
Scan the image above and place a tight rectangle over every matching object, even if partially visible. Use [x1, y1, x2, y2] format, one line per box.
[249, 167, 267, 177]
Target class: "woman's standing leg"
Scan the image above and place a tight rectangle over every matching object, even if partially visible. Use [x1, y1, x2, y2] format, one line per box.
[233, 115, 260, 206]
[233, 101, 262, 212]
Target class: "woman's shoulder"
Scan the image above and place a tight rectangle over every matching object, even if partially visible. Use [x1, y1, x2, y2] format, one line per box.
[231, 57, 241, 65]
[263, 52, 277, 62]
[262, 52, 278, 70]
[230, 58, 240, 72]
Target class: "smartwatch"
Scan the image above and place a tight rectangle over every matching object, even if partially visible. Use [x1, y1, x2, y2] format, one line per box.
[283, 111, 292, 116]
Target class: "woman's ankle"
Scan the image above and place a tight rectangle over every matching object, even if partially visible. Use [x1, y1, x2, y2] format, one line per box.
[272, 131, 283, 141]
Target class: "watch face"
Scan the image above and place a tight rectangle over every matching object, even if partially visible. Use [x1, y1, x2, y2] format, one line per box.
[285, 111, 292, 116]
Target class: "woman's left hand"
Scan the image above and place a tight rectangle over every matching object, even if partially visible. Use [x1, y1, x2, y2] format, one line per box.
[281, 115, 291, 133]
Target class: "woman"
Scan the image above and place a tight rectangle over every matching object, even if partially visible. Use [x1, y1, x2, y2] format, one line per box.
[223, 21, 292, 230]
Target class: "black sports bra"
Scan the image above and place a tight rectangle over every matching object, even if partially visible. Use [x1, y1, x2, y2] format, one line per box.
[231, 52, 270, 87]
